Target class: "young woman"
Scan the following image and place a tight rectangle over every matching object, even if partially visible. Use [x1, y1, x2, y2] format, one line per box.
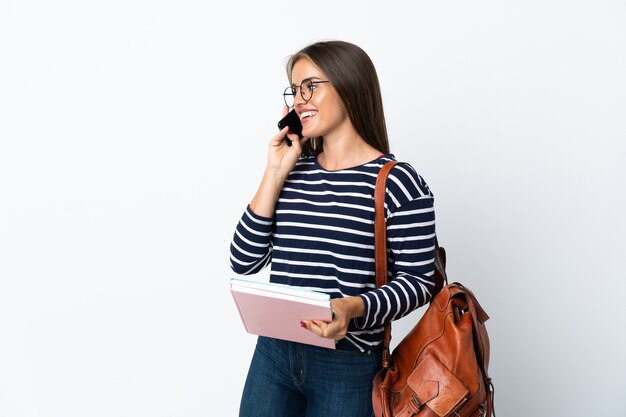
[230, 40, 436, 417]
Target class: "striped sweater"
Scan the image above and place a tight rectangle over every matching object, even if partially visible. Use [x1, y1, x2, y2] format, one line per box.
[229, 154, 436, 352]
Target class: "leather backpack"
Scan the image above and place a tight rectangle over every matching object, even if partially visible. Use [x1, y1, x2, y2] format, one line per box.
[372, 161, 495, 417]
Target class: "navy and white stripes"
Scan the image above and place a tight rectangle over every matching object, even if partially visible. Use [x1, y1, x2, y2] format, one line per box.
[230, 155, 436, 352]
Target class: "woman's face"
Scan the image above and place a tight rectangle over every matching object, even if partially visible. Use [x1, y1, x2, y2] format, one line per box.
[290, 58, 351, 139]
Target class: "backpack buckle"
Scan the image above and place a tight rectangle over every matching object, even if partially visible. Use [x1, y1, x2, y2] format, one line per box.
[477, 401, 487, 417]
[411, 394, 423, 410]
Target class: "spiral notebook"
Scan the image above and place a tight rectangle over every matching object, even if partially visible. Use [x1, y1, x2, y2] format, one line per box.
[230, 278, 335, 349]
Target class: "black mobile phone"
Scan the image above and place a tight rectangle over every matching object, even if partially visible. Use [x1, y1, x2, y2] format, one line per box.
[277, 109, 303, 140]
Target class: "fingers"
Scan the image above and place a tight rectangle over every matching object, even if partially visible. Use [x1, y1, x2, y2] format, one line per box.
[301, 319, 345, 340]
[276, 125, 289, 138]
[270, 126, 291, 147]
[288, 134, 309, 153]
[272, 126, 309, 152]
[275, 107, 309, 150]
[301, 320, 325, 337]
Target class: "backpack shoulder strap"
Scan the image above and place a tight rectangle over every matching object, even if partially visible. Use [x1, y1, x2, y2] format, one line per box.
[374, 161, 446, 367]
[374, 161, 397, 289]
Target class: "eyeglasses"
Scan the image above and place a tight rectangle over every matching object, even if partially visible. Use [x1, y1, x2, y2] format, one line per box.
[283, 79, 330, 108]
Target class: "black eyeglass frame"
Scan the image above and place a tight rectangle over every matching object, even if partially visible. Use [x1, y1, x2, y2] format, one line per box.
[283, 79, 330, 108]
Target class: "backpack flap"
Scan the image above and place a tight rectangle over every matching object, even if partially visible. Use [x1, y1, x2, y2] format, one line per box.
[406, 354, 469, 417]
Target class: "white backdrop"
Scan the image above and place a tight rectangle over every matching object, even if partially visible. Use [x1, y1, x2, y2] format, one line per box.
[1, 1, 625, 416]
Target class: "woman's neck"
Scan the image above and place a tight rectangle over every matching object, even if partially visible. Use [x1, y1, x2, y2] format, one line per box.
[317, 133, 382, 171]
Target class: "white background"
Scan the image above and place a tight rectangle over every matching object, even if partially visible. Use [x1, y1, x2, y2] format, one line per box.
[1, 1, 625, 416]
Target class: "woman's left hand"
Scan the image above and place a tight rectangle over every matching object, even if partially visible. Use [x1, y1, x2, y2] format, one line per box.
[301, 296, 365, 340]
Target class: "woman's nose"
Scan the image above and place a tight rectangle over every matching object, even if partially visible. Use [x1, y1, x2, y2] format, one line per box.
[293, 88, 306, 106]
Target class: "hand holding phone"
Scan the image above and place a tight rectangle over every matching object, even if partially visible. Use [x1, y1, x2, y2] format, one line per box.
[277, 110, 303, 146]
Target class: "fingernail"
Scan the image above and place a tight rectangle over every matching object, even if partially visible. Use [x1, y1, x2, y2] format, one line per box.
[288, 130, 293, 135]
[300, 321, 307, 328]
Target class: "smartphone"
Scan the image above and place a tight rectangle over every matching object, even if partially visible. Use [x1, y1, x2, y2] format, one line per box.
[277, 109, 303, 141]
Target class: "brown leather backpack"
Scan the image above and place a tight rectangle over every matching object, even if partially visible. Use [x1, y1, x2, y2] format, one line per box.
[372, 161, 495, 417]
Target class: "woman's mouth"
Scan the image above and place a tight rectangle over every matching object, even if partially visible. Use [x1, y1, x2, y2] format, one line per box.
[300, 110, 318, 123]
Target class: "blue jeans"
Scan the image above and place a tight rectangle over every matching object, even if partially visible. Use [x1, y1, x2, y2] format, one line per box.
[239, 336, 383, 417]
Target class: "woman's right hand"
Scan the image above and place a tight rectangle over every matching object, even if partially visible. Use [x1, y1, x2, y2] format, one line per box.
[266, 106, 309, 178]
[249, 107, 309, 218]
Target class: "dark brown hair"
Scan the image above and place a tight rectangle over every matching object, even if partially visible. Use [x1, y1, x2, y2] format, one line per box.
[286, 40, 390, 156]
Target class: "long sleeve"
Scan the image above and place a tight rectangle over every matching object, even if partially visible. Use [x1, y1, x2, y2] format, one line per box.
[227, 156, 436, 352]
[354, 168, 436, 330]
[229, 206, 274, 275]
